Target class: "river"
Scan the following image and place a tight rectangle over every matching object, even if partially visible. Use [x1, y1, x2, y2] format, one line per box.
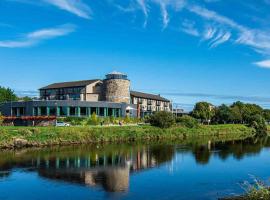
[0, 137, 269, 200]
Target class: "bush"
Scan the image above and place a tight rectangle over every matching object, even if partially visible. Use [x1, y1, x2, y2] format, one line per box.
[60, 117, 86, 126]
[248, 114, 267, 136]
[176, 115, 199, 128]
[148, 111, 175, 129]
[87, 113, 100, 126]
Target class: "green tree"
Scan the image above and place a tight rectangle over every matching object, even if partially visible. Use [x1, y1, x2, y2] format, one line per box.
[192, 102, 215, 124]
[248, 114, 267, 136]
[149, 111, 175, 129]
[214, 104, 231, 124]
[243, 103, 263, 124]
[229, 101, 246, 124]
[0, 86, 18, 103]
[19, 96, 32, 101]
[263, 109, 270, 122]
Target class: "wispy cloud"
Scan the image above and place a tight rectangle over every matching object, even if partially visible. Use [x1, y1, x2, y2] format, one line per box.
[0, 24, 75, 48]
[181, 20, 199, 37]
[6, 0, 91, 19]
[254, 60, 270, 68]
[136, 0, 148, 27]
[43, 0, 91, 19]
[186, 4, 270, 54]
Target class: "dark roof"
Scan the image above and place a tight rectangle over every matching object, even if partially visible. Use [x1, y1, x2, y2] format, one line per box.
[130, 91, 170, 102]
[40, 79, 101, 90]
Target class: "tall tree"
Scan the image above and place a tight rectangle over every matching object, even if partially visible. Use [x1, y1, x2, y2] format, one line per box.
[192, 102, 215, 124]
[214, 104, 231, 124]
[0, 86, 18, 103]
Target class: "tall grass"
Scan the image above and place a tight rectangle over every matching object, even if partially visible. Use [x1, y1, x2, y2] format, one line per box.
[0, 124, 255, 148]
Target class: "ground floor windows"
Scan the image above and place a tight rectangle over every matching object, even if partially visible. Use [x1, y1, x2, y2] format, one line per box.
[11, 107, 25, 116]
[17, 107, 120, 117]
[21, 106, 122, 117]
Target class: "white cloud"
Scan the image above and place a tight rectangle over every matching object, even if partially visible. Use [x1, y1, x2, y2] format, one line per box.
[0, 24, 75, 48]
[186, 4, 270, 54]
[159, 1, 169, 29]
[43, 0, 91, 19]
[254, 60, 270, 68]
[181, 20, 199, 37]
[136, 0, 148, 27]
[210, 31, 231, 48]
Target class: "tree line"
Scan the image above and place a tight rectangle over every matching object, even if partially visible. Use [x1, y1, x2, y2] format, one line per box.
[0, 86, 32, 103]
[191, 101, 269, 135]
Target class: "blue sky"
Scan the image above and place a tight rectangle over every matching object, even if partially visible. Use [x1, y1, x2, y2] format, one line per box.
[1, 0, 270, 110]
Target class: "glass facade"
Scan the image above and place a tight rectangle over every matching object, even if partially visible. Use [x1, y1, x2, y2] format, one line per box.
[40, 87, 84, 100]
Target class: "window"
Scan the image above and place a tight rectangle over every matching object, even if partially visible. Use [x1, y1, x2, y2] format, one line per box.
[80, 107, 87, 116]
[59, 107, 68, 116]
[40, 107, 47, 116]
[49, 107, 56, 116]
[70, 107, 76, 116]
[99, 107, 104, 116]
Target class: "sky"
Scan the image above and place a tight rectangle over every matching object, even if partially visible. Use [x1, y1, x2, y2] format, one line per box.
[1, 0, 270, 111]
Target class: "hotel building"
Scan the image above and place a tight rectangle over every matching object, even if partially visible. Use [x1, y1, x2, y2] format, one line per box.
[0, 72, 171, 119]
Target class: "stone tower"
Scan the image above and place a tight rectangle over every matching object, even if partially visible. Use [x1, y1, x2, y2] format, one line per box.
[102, 72, 130, 103]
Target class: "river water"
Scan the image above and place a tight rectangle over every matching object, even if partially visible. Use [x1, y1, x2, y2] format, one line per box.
[0, 137, 270, 200]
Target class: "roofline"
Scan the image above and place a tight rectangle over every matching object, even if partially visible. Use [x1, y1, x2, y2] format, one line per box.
[39, 79, 102, 90]
[130, 90, 170, 102]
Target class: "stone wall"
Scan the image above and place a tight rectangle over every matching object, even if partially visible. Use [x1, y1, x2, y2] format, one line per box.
[102, 79, 130, 104]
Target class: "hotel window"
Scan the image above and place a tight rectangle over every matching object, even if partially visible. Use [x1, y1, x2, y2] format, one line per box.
[99, 107, 105, 116]
[49, 107, 56, 116]
[80, 107, 87, 116]
[90, 107, 97, 115]
[108, 108, 113, 116]
[40, 107, 47, 116]
[59, 107, 68, 116]
[70, 107, 76, 116]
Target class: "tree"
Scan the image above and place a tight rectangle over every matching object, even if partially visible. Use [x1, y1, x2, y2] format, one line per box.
[242, 103, 263, 124]
[19, 96, 32, 101]
[214, 104, 231, 124]
[192, 102, 215, 124]
[229, 101, 245, 124]
[263, 109, 270, 122]
[248, 114, 267, 136]
[0, 86, 18, 103]
[149, 111, 175, 129]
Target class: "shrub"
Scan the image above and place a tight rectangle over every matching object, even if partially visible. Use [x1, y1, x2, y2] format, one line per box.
[248, 114, 267, 136]
[148, 111, 175, 129]
[176, 115, 199, 128]
[60, 117, 86, 126]
[87, 113, 99, 126]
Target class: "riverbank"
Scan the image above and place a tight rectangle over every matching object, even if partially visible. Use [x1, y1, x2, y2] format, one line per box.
[0, 124, 255, 149]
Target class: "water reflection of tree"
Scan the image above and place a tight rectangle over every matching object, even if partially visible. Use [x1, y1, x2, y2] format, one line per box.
[190, 137, 270, 165]
[150, 145, 174, 164]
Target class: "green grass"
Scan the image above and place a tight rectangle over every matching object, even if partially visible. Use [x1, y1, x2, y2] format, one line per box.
[0, 124, 255, 148]
[221, 178, 270, 200]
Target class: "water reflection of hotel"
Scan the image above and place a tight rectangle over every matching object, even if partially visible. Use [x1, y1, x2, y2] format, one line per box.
[0, 148, 159, 192]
